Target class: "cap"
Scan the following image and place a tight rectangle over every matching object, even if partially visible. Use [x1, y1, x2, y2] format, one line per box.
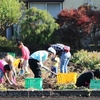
[48, 47, 56, 55]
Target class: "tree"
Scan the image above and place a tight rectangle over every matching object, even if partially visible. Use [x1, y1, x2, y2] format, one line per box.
[56, 3, 100, 49]
[0, 0, 24, 36]
[19, 7, 59, 51]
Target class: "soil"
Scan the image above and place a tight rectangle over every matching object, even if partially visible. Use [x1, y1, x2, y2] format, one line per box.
[0, 61, 87, 90]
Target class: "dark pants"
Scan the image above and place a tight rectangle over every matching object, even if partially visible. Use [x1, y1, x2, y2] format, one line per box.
[29, 59, 41, 78]
[51, 66, 58, 77]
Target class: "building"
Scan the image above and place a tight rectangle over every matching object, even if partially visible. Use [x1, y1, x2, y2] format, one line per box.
[63, 0, 100, 10]
[24, 0, 64, 19]
[24, 0, 100, 18]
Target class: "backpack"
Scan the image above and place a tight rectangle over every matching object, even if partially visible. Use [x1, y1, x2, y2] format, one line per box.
[63, 46, 70, 52]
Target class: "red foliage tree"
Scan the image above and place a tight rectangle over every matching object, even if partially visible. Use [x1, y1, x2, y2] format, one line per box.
[56, 3, 100, 48]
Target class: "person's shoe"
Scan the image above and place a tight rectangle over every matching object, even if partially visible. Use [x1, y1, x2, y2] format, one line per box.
[19, 69, 25, 76]
[25, 72, 30, 75]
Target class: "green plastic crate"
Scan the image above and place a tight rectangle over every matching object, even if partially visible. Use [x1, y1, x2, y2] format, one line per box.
[90, 79, 100, 89]
[8, 52, 16, 58]
[25, 78, 43, 90]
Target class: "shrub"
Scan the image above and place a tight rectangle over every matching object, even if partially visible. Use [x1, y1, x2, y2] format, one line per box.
[56, 4, 100, 48]
[19, 7, 59, 51]
[71, 50, 100, 69]
[0, 36, 17, 52]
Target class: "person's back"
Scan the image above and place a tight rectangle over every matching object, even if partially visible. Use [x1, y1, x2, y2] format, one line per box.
[30, 50, 49, 62]
[21, 45, 30, 60]
[50, 43, 71, 73]
[0, 60, 7, 73]
[76, 71, 94, 87]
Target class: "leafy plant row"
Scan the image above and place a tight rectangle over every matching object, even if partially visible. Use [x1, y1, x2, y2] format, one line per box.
[71, 50, 100, 69]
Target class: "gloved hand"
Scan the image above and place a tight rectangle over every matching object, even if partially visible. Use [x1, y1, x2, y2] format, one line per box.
[51, 57, 57, 62]
[9, 81, 13, 85]
[51, 57, 55, 61]
[11, 79, 17, 86]
[37, 62, 44, 67]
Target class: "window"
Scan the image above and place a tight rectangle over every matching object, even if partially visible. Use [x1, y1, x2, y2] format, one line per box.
[29, 2, 62, 18]
[29, 3, 45, 10]
[47, 3, 62, 18]
[84, 0, 93, 5]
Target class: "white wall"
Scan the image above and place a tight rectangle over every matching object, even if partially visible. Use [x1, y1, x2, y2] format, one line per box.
[63, 0, 100, 9]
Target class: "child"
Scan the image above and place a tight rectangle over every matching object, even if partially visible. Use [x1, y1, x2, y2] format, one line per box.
[0, 59, 17, 85]
[4, 54, 16, 77]
[13, 58, 22, 75]
[17, 41, 30, 75]
[49, 55, 60, 78]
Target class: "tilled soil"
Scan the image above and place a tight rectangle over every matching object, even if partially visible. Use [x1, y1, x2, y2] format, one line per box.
[0, 61, 87, 90]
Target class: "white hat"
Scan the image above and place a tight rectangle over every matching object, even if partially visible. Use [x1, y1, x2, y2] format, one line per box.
[48, 47, 56, 55]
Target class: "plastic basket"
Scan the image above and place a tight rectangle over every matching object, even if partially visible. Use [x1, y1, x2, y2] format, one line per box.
[8, 52, 16, 58]
[57, 72, 77, 84]
[90, 79, 100, 89]
[25, 78, 43, 90]
[13, 58, 20, 67]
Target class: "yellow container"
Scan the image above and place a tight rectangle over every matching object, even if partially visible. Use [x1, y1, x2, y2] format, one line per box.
[13, 58, 20, 67]
[57, 72, 77, 84]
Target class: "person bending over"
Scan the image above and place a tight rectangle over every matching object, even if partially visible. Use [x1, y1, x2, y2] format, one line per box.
[29, 47, 56, 78]
[76, 69, 100, 87]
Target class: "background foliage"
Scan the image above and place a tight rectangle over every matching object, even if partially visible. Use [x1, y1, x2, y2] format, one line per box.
[0, 36, 17, 52]
[0, 0, 24, 36]
[55, 3, 100, 49]
[19, 7, 59, 52]
[71, 50, 100, 69]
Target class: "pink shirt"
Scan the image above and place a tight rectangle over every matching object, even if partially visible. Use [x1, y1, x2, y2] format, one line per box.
[0, 60, 8, 73]
[21, 46, 30, 60]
